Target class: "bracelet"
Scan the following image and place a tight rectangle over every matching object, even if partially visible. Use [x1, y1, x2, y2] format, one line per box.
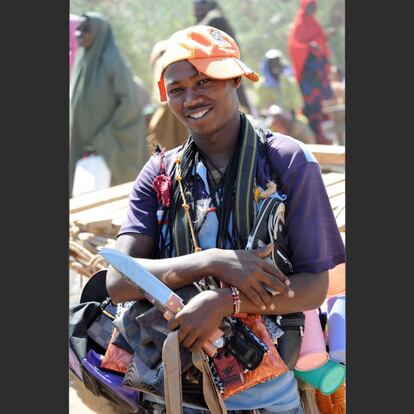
[229, 286, 241, 315]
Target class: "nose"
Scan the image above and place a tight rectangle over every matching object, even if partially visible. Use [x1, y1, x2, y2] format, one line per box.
[183, 88, 203, 108]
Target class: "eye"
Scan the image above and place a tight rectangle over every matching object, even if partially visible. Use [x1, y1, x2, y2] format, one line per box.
[168, 87, 183, 95]
[198, 78, 211, 86]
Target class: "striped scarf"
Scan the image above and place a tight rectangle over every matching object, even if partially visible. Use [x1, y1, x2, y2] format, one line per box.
[163, 112, 259, 258]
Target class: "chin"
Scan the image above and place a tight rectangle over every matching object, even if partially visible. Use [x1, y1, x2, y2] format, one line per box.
[187, 124, 214, 137]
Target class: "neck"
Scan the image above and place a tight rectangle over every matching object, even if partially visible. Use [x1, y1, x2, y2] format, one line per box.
[191, 112, 241, 170]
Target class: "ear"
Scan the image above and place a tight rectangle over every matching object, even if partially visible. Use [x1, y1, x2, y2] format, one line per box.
[232, 76, 242, 89]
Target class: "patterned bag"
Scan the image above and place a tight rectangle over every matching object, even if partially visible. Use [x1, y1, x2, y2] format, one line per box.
[68, 270, 143, 413]
[86, 297, 117, 350]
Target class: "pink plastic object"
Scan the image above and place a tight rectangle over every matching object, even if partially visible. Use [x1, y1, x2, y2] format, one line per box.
[69, 14, 80, 74]
[295, 309, 329, 371]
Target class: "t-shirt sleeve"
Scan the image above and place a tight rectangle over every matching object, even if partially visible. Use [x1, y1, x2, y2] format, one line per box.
[282, 162, 345, 273]
[117, 155, 160, 239]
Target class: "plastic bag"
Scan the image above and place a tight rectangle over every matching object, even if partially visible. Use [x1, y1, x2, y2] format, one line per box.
[219, 313, 289, 399]
[72, 154, 111, 197]
[100, 328, 133, 374]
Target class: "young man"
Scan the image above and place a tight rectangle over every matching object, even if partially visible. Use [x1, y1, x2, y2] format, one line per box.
[106, 26, 345, 413]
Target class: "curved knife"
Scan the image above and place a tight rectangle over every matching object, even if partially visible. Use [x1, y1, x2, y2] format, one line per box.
[99, 247, 223, 357]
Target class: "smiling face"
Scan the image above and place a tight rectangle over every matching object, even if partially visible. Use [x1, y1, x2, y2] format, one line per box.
[163, 60, 241, 139]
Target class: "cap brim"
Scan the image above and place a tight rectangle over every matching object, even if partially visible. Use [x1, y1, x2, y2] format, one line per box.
[189, 56, 259, 82]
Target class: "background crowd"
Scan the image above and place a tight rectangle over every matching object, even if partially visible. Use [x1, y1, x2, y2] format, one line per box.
[69, 0, 344, 197]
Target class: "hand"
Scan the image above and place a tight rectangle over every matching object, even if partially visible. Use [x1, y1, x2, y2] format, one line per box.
[167, 289, 230, 353]
[208, 244, 294, 310]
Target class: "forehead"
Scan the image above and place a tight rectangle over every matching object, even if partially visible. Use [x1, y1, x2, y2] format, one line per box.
[269, 57, 281, 65]
[164, 60, 201, 85]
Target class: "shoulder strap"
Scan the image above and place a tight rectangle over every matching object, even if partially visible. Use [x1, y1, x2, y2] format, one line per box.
[162, 331, 183, 414]
[256, 127, 280, 188]
[162, 332, 227, 414]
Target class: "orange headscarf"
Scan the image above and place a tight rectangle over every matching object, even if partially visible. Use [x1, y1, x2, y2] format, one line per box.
[287, 0, 330, 82]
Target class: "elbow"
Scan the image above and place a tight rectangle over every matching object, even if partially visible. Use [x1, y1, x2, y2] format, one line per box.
[107, 285, 122, 304]
[105, 267, 124, 304]
[105, 265, 145, 303]
[106, 280, 122, 304]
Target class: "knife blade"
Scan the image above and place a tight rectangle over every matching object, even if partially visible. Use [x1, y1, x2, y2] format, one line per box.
[99, 247, 223, 356]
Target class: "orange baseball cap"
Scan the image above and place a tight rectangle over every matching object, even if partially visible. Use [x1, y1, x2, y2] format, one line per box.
[157, 25, 259, 102]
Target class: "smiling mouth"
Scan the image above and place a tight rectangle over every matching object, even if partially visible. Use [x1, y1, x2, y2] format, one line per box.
[186, 107, 213, 120]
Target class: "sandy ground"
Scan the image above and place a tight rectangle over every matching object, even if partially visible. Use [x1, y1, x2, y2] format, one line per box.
[69, 370, 131, 414]
[69, 269, 133, 414]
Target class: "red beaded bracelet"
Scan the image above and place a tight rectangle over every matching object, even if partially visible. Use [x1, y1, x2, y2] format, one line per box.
[229, 286, 241, 315]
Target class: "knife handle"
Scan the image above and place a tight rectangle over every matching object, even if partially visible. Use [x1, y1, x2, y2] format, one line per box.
[165, 292, 185, 314]
[203, 337, 220, 357]
[204, 328, 224, 357]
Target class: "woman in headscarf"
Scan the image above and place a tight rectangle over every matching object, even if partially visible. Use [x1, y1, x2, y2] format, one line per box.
[253, 49, 304, 115]
[288, 0, 334, 145]
[70, 12, 148, 196]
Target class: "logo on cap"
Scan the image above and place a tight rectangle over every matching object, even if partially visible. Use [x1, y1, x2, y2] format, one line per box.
[210, 29, 232, 48]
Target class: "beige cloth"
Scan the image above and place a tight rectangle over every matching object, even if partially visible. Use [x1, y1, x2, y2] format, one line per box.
[162, 331, 227, 414]
[147, 103, 189, 152]
[162, 331, 183, 414]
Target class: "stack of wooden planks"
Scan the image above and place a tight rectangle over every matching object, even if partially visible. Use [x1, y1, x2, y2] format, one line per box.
[69, 183, 133, 277]
[306, 144, 345, 173]
[69, 144, 345, 278]
[322, 172, 345, 233]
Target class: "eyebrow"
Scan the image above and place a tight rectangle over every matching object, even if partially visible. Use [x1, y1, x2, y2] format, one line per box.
[166, 71, 203, 87]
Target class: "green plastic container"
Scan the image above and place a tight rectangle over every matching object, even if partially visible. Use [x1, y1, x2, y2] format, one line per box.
[294, 358, 345, 395]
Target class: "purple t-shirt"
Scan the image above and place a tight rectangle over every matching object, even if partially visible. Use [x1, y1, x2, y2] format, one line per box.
[118, 132, 345, 411]
[119, 132, 345, 274]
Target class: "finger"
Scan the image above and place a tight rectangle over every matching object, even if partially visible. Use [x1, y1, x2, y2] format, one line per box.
[250, 281, 274, 309]
[167, 315, 178, 331]
[264, 285, 280, 296]
[244, 286, 268, 310]
[251, 243, 274, 258]
[190, 336, 209, 353]
[177, 325, 192, 344]
[181, 330, 199, 350]
[262, 260, 291, 286]
[259, 270, 294, 297]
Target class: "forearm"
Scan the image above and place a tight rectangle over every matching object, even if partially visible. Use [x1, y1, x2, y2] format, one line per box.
[215, 271, 329, 317]
[137, 251, 215, 288]
[107, 249, 216, 303]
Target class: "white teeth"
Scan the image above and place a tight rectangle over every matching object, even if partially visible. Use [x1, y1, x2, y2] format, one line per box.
[189, 109, 209, 119]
